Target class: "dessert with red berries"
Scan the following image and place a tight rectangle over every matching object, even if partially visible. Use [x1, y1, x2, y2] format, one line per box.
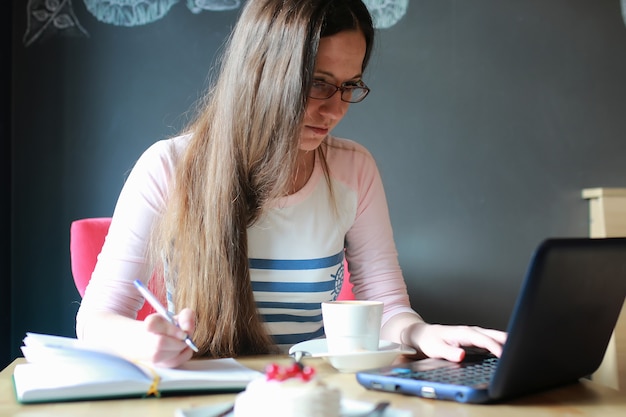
[233, 362, 341, 417]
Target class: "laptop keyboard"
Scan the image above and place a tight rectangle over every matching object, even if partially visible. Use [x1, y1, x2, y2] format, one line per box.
[395, 357, 499, 387]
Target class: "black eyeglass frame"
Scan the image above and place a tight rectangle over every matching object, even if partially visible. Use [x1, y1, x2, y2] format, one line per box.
[308, 79, 371, 103]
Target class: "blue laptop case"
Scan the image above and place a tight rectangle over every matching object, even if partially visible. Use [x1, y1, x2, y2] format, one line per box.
[356, 237, 626, 403]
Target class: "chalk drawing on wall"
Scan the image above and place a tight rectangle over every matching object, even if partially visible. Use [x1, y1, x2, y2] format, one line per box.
[84, 0, 179, 26]
[363, 0, 409, 29]
[186, 0, 241, 14]
[23, 0, 90, 47]
[84, 0, 240, 26]
[23, 0, 407, 47]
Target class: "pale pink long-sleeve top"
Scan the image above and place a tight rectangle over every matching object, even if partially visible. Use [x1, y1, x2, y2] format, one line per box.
[76, 134, 420, 351]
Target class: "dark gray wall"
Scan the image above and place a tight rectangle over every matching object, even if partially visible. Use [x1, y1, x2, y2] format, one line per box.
[2, 0, 13, 369]
[7, 0, 626, 364]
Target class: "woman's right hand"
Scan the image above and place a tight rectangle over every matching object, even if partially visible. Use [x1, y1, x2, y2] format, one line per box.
[77, 308, 197, 368]
[139, 308, 196, 368]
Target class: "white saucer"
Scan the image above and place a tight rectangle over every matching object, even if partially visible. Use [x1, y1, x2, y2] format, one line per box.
[176, 400, 412, 417]
[288, 339, 416, 373]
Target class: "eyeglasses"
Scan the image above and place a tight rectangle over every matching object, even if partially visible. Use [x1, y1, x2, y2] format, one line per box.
[308, 79, 370, 103]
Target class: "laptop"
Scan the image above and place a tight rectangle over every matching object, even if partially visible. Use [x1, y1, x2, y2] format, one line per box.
[356, 237, 626, 403]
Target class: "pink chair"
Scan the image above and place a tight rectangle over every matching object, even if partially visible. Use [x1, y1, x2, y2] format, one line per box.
[69, 217, 156, 320]
[339, 259, 354, 300]
[69, 217, 112, 298]
[70, 217, 355, 320]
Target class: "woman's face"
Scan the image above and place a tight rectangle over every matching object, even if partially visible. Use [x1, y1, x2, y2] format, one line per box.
[299, 30, 367, 151]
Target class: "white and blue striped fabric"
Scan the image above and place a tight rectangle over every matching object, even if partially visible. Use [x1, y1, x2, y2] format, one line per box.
[250, 251, 347, 349]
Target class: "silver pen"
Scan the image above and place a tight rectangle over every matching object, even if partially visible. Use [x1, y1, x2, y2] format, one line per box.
[133, 279, 199, 352]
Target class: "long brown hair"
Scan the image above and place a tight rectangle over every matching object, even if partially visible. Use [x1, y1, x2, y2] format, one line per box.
[150, 0, 375, 358]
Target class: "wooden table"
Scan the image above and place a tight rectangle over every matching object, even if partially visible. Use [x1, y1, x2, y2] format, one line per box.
[1, 356, 625, 417]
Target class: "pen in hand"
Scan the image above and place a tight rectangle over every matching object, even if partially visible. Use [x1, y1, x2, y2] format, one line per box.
[133, 279, 199, 353]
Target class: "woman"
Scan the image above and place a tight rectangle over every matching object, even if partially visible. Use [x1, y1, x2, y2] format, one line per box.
[76, 0, 506, 368]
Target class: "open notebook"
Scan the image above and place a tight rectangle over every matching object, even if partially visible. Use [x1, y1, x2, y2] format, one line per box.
[356, 237, 626, 403]
[13, 333, 262, 404]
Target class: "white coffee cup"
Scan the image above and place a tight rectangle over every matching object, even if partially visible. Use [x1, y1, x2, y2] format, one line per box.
[321, 300, 384, 354]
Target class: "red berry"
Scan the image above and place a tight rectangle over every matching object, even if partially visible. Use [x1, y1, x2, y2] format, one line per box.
[286, 363, 301, 376]
[264, 362, 316, 381]
[265, 363, 281, 380]
[300, 366, 315, 381]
